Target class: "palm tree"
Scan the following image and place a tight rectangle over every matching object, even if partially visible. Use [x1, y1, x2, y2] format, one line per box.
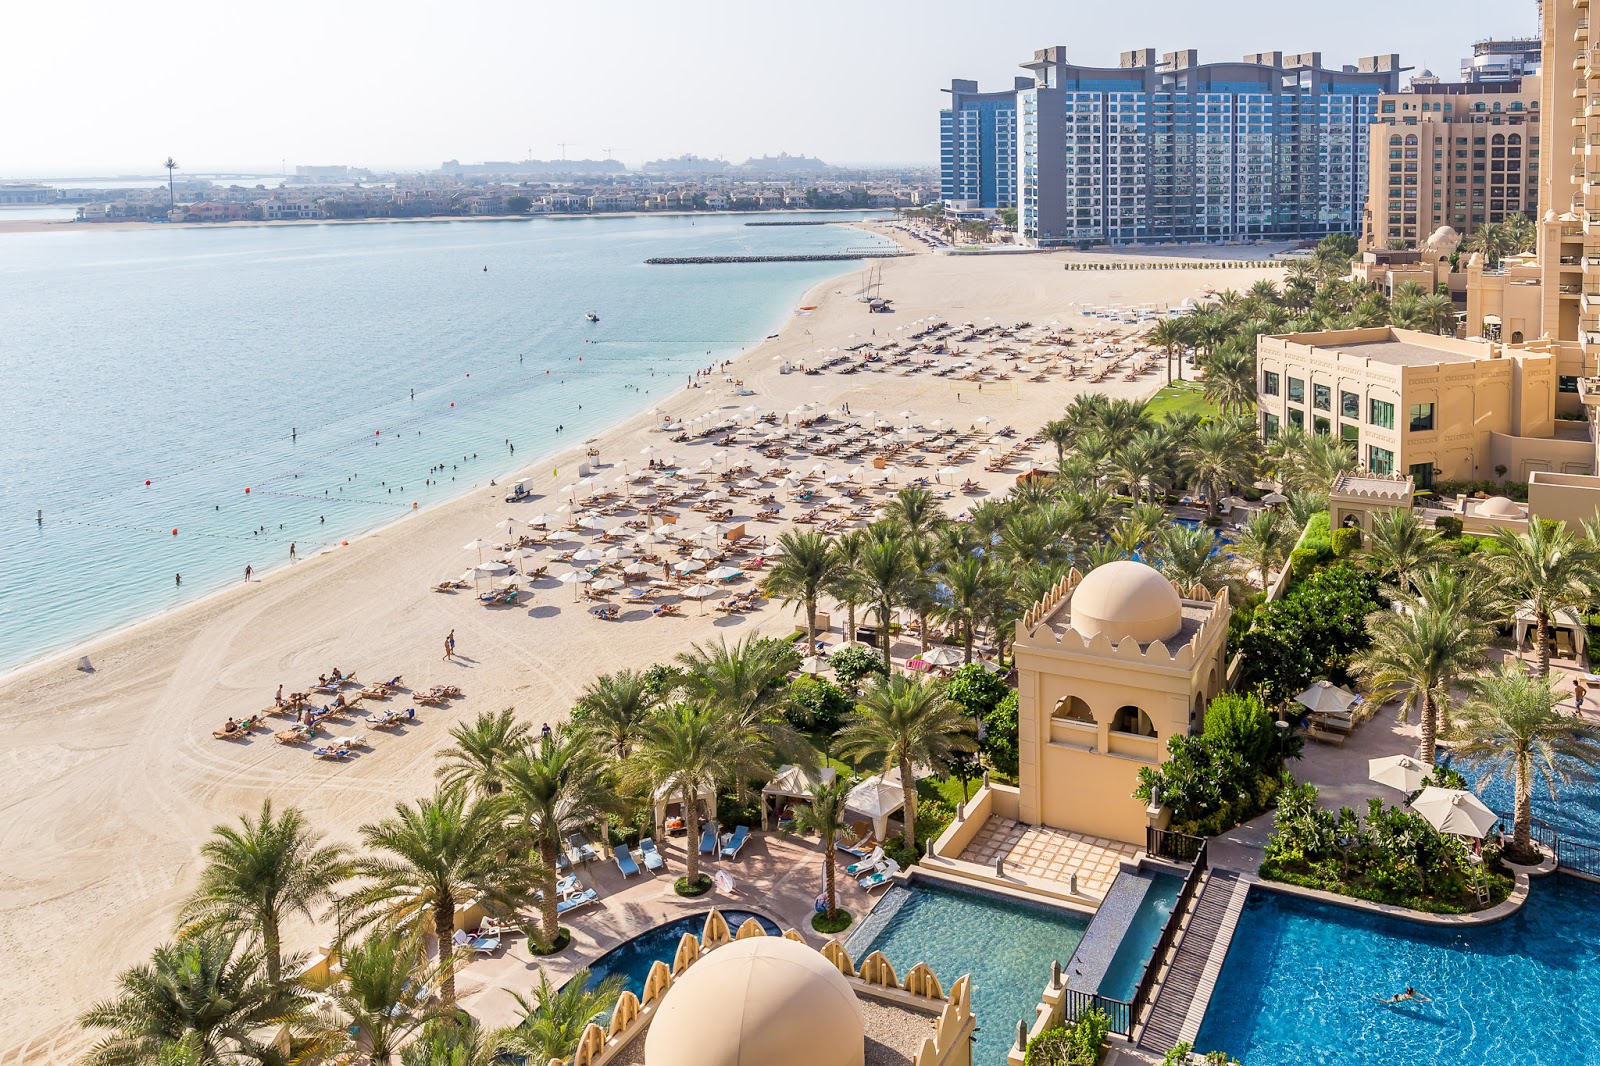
[762, 529, 843, 654]
[435, 707, 531, 796]
[675, 634, 806, 766]
[1149, 317, 1190, 383]
[79, 932, 305, 1066]
[1362, 508, 1450, 594]
[1449, 662, 1600, 861]
[1415, 292, 1456, 336]
[854, 533, 919, 668]
[792, 774, 855, 922]
[937, 555, 998, 664]
[177, 799, 350, 987]
[882, 485, 946, 538]
[1149, 524, 1231, 591]
[346, 788, 534, 1012]
[1183, 420, 1257, 516]
[1202, 346, 1256, 416]
[401, 1017, 494, 1066]
[311, 932, 454, 1063]
[1491, 521, 1600, 677]
[1042, 418, 1073, 461]
[838, 675, 975, 850]
[629, 704, 771, 887]
[501, 727, 614, 947]
[829, 528, 870, 646]
[1232, 508, 1296, 590]
[490, 968, 625, 1066]
[1352, 602, 1490, 764]
[572, 669, 654, 759]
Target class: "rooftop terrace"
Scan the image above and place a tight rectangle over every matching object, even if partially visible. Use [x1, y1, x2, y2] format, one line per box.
[1335, 337, 1479, 366]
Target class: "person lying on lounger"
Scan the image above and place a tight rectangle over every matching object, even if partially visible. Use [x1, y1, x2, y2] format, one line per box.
[220, 718, 240, 734]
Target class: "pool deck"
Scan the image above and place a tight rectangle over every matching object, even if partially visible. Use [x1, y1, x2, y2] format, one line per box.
[953, 819, 1141, 899]
[455, 830, 845, 1030]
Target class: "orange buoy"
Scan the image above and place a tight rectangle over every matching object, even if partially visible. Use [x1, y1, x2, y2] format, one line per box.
[341, 539, 348, 546]
[171, 528, 178, 535]
[244, 487, 251, 494]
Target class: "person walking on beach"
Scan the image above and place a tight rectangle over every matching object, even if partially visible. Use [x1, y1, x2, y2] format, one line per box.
[244, 565, 253, 582]
[274, 684, 284, 708]
[289, 543, 297, 563]
[444, 629, 456, 661]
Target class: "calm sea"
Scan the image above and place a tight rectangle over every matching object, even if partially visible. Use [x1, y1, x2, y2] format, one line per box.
[0, 212, 891, 671]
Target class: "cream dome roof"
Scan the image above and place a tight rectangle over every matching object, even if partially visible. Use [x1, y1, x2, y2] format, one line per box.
[1479, 495, 1523, 517]
[646, 936, 864, 1066]
[1070, 560, 1184, 643]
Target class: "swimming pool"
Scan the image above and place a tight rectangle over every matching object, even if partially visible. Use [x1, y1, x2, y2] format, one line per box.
[847, 879, 1090, 1065]
[574, 909, 781, 997]
[1097, 873, 1182, 1003]
[1445, 751, 1600, 846]
[1196, 877, 1600, 1066]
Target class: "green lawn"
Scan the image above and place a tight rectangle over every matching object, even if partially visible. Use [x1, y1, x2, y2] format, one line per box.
[1145, 380, 1222, 422]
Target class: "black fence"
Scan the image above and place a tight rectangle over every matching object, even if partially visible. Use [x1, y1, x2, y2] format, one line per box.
[1130, 839, 1209, 1032]
[1495, 810, 1600, 878]
[1060, 987, 1132, 1037]
[1147, 827, 1208, 865]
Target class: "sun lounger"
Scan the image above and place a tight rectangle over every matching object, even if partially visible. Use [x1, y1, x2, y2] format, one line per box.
[275, 724, 315, 744]
[836, 832, 876, 857]
[556, 888, 599, 915]
[615, 843, 641, 877]
[845, 847, 885, 877]
[858, 860, 900, 890]
[699, 825, 719, 856]
[639, 837, 665, 871]
[452, 929, 500, 956]
[720, 825, 750, 860]
[312, 746, 354, 760]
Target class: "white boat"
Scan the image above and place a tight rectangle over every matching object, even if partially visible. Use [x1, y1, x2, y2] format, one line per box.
[585, 311, 599, 323]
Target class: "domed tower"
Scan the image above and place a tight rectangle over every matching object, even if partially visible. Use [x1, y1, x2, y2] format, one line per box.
[1011, 561, 1231, 844]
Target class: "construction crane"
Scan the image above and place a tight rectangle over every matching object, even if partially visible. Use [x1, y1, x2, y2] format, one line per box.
[556, 142, 580, 161]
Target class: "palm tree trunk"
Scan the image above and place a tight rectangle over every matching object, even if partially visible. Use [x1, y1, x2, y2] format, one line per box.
[899, 746, 917, 851]
[539, 839, 560, 945]
[1419, 693, 1438, 765]
[683, 782, 701, 886]
[436, 899, 457, 1013]
[263, 921, 282, 987]
[963, 624, 974, 665]
[879, 599, 893, 669]
[824, 833, 838, 917]
[846, 602, 857, 646]
[805, 595, 818, 653]
[918, 607, 930, 655]
[1514, 752, 1533, 858]
[1536, 606, 1553, 678]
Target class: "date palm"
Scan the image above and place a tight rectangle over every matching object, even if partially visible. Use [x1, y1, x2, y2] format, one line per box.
[345, 788, 534, 1012]
[79, 932, 305, 1066]
[490, 968, 624, 1066]
[854, 533, 919, 668]
[1042, 418, 1073, 461]
[628, 703, 771, 886]
[793, 774, 855, 921]
[1202, 346, 1257, 417]
[401, 1017, 494, 1066]
[1149, 524, 1231, 592]
[1491, 521, 1600, 677]
[1183, 419, 1257, 517]
[1231, 508, 1296, 590]
[675, 634, 807, 765]
[882, 485, 946, 538]
[573, 669, 654, 759]
[1361, 508, 1449, 595]
[176, 799, 350, 987]
[938, 555, 998, 664]
[838, 675, 975, 850]
[828, 528, 870, 646]
[501, 727, 614, 947]
[1352, 600, 1491, 764]
[435, 707, 531, 796]
[1449, 662, 1600, 861]
[1148, 317, 1190, 383]
[762, 529, 843, 654]
[310, 932, 455, 1063]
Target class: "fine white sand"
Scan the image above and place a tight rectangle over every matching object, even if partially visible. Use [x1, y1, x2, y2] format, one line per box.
[0, 231, 1281, 1061]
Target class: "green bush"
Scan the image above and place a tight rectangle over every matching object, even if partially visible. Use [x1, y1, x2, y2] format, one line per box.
[1024, 1007, 1111, 1066]
[1434, 478, 1529, 502]
[1300, 536, 1332, 561]
[1239, 563, 1385, 704]
[811, 908, 853, 934]
[784, 675, 852, 734]
[946, 663, 1010, 718]
[1434, 515, 1463, 538]
[1203, 691, 1301, 769]
[1329, 526, 1362, 557]
[982, 691, 1020, 777]
[1287, 546, 1319, 578]
[829, 645, 887, 688]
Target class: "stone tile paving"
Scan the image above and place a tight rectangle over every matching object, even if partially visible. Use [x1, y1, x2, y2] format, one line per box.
[959, 820, 1140, 898]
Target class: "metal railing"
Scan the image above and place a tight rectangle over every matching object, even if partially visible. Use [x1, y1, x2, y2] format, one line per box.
[1061, 987, 1133, 1037]
[1147, 827, 1208, 864]
[1130, 839, 1209, 1033]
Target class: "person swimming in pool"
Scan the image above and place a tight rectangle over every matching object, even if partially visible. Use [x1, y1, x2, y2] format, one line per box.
[1381, 987, 1430, 1004]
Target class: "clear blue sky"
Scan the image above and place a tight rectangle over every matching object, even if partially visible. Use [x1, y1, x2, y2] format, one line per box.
[1, 0, 1537, 176]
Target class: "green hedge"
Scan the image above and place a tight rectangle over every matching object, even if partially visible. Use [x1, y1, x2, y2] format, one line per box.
[1330, 526, 1362, 557]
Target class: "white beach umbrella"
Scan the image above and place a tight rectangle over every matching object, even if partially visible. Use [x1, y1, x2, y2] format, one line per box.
[920, 646, 964, 667]
[937, 466, 961, 481]
[591, 576, 625, 592]
[572, 548, 604, 563]
[798, 656, 830, 676]
[623, 562, 653, 576]
[974, 416, 994, 426]
[529, 514, 563, 527]
[703, 487, 730, 501]
[698, 522, 731, 539]
[471, 561, 514, 576]
[675, 559, 706, 574]
[1410, 787, 1497, 838]
[576, 515, 606, 531]
[708, 566, 743, 581]
[737, 478, 763, 489]
[602, 546, 635, 561]
[641, 445, 657, 456]
[826, 496, 851, 508]
[1295, 680, 1357, 714]
[557, 570, 593, 584]
[1262, 492, 1289, 505]
[1369, 755, 1430, 795]
[463, 538, 492, 556]
[681, 582, 719, 599]
[691, 547, 719, 561]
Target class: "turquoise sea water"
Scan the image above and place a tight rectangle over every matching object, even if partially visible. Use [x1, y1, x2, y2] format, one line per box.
[1197, 878, 1600, 1066]
[0, 213, 890, 671]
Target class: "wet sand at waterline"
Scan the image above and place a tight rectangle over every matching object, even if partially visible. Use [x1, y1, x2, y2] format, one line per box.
[0, 231, 1281, 1061]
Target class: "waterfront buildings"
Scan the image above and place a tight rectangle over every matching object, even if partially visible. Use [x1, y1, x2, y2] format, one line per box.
[940, 77, 1032, 210]
[1461, 36, 1543, 84]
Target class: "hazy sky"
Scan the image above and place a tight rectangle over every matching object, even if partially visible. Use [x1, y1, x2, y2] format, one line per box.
[3, 0, 1535, 176]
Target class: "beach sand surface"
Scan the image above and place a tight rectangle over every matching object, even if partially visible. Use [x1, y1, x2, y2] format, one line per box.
[0, 235, 1280, 1061]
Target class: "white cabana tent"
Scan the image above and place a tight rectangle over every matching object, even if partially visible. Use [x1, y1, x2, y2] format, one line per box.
[653, 776, 716, 839]
[762, 764, 838, 829]
[1512, 603, 1586, 664]
[845, 774, 903, 842]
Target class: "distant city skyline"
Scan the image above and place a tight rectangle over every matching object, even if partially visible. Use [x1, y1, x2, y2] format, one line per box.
[3, 0, 1533, 176]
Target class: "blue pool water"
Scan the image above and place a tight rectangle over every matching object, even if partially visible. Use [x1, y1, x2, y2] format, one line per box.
[851, 880, 1090, 1065]
[575, 909, 780, 997]
[1098, 874, 1182, 1002]
[1445, 752, 1600, 847]
[1196, 877, 1600, 1066]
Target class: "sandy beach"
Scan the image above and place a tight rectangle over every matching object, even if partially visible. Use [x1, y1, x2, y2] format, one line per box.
[0, 230, 1281, 1061]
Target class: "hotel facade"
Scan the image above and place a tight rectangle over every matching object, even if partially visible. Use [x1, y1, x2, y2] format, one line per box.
[940, 78, 1031, 209]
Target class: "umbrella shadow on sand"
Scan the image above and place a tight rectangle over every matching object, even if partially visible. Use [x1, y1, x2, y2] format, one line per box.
[528, 605, 561, 619]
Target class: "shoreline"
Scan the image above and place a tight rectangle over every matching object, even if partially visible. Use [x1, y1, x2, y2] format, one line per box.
[0, 206, 890, 236]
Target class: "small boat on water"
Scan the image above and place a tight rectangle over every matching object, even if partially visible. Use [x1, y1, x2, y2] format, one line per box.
[585, 311, 600, 323]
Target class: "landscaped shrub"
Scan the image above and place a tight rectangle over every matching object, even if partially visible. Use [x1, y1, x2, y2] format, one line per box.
[1287, 547, 1319, 578]
[1329, 526, 1362, 557]
[1024, 1007, 1111, 1066]
[1134, 693, 1297, 837]
[829, 645, 887, 688]
[1238, 563, 1385, 704]
[945, 663, 1010, 719]
[982, 691, 1020, 778]
[1433, 478, 1529, 502]
[1434, 515, 1463, 538]
[783, 675, 852, 734]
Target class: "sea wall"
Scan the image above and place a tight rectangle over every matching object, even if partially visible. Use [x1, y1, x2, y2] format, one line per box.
[645, 252, 911, 264]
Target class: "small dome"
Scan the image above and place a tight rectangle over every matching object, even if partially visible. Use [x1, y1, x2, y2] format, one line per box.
[646, 936, 864, 1066]
[1070, 560, 1184, 644]
[1479, 495, 1523, 517]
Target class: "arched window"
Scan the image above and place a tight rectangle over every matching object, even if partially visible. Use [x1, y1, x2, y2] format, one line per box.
[1511, 330, 1524, 343]
[1111, 705, 1155, 737]
[1390, 134, 1403, 146]
[1492, 133, 1505, 146]
[1508, 134, 1521, 145]
[1405, 135, 1418, 146]
[1052, 696, 1095, 724]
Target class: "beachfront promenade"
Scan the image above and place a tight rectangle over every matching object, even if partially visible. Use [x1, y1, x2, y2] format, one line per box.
[0, 230, 1285, 1062]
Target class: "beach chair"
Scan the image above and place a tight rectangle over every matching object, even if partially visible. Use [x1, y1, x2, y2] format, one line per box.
[452, 928, 500, 956]
[845, 847, 885, 877]
[836, 831, 876, 857]
[858, 860, 901, 890]
[312, 746, 353, 760]
[639, 837, 665, 872]
[614, 843, 641, 878]
[699, 825, 719, 857]
[556, 888, 599, 916]
[720, 825, 750, 860]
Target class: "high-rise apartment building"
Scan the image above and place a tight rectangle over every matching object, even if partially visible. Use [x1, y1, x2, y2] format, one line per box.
[940, 78, 1031, 209]
[1013, 48, 1403, 247]
[1461, 37, 1543, 83]
[1362, 76, 1541, 249]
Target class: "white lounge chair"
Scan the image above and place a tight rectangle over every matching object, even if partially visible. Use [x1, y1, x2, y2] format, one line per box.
[858, 860, 901, 890]
[615, 843, 641, 877]
[845, 847, 885, 877]
[556, 888, 599, 915]
[720, 825, 750, 860]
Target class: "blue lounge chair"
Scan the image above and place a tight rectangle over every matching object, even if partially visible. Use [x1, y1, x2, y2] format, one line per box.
[615, 843, 641, 878]
[556, 888, 598, 915]
[699, 825, 718, 856]
[639, 837, 665, 871]
[720, 825, 750, 860]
